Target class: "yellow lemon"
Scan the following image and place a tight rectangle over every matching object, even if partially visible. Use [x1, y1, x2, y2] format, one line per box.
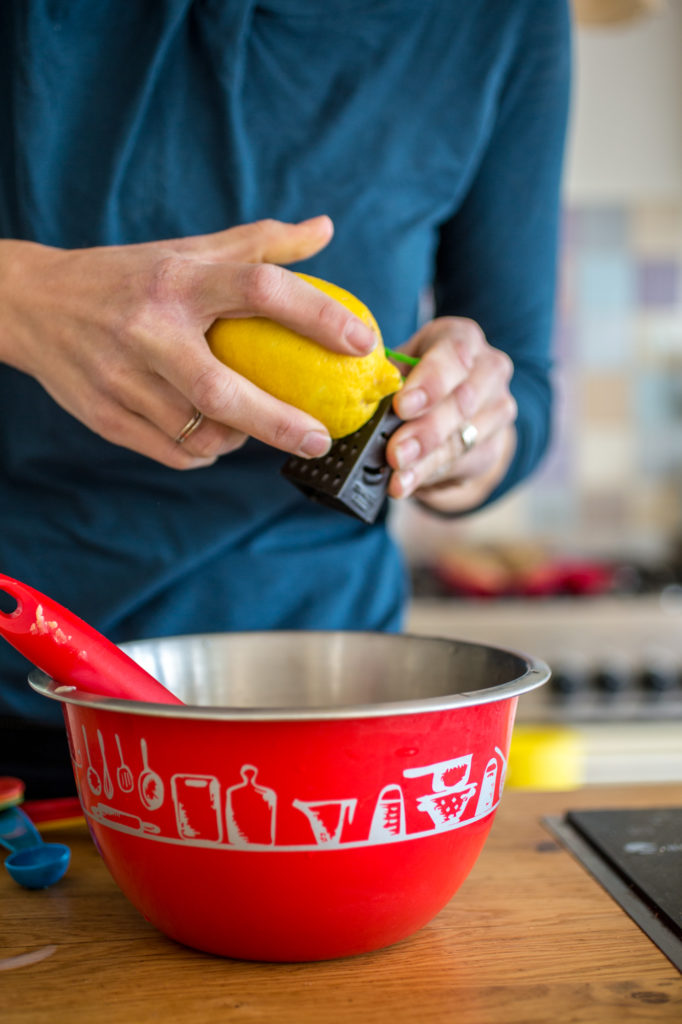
[206, 273, 403, 438]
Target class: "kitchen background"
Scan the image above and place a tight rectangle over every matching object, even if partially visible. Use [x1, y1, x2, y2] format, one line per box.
[392, 0, 682, 785]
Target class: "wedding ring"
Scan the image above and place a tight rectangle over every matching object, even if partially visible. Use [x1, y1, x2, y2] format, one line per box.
[174, 408, 204, 445]
[459, 422, 478, 454]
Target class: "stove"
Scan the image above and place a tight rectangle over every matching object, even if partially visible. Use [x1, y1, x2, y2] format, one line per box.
[546, 807, 682, 972]
[407, 592, 682, 783]
[407, 592, 682, 722]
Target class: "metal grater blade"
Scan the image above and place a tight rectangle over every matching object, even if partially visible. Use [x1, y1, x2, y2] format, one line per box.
[280, 394, 402, 524]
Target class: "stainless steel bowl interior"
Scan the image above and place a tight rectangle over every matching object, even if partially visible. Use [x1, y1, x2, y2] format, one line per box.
[28, 631, 550, 720]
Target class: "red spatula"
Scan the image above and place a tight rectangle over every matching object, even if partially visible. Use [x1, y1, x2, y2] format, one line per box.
[0, 575, 183, 704]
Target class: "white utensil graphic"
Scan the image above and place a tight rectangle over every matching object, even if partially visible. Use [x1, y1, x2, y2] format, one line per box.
[114, 734, 134, 793]
[292, 798, 357, 846]
[474, 758, 498, 817]
[172, 775, 222, 843]
[81, 725, 101, 796]
[97, 730, 114, 800]
[138, 738, 164, 811]
[226, 766, 276, 846]
[403, 755, 472, 792]
[369, 785, 406, 841]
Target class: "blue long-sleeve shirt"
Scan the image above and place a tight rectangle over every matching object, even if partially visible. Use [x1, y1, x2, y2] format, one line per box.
[0, 0, 570, 729]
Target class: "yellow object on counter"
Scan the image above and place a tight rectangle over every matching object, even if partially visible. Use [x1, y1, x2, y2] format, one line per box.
[507, 725, 585, 791]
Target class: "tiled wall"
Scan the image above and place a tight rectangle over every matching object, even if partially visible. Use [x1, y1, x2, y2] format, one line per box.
[391, 202, 682, 562]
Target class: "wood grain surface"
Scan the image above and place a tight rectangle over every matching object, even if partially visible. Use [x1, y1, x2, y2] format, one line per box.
[2, 783, 681, 1023]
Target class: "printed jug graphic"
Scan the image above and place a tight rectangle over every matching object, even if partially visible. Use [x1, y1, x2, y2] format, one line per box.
[292, 798, 357, 846]
[226, 765, 277, 846]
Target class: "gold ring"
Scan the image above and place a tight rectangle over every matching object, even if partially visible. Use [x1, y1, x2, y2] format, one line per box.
[174, 409, 204, 445]
[459, 422, 478, 453]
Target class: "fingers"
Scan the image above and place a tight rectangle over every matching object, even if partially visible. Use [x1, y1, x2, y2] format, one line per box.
[97, 334, 333, 464]
[144, 217, 375, 356]
[169, 215, 335, 266]
[385, 318, 517, 500]
[9, 223, 372, 470]
[392, 318, 483, 421]
[134, 322, 331, 459]
[387, 396, 517, 499]
[189, 260, 377, 355]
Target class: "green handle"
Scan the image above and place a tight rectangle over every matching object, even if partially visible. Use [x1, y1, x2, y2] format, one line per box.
[385, 348, 420, 367]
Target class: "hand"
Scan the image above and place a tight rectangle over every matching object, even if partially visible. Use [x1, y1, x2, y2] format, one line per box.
[0, 217, 377, 469]
[386, 317, 518, 514]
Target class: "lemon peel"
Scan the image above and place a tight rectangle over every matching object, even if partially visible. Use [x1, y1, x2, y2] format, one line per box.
[206, 273, 403, 438]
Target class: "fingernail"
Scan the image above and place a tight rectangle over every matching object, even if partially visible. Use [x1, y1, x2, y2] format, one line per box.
[395, 437, 421, 470]
[299, 431, 331, 458]
[345, 320, 377, 354]
[396, 388, 427, 418]
[396, 469, 416, 496]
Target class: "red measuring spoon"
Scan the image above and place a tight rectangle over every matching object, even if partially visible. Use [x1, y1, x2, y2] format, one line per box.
[0, 575, 183, 705]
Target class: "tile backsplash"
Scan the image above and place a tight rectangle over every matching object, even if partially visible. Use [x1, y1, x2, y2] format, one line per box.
[391, 202, 682, 563]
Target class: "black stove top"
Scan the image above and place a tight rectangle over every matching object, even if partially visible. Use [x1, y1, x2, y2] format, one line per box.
[546, 807, 682, 972]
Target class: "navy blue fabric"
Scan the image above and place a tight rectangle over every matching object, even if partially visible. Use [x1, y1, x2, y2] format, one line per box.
[0, 0, 570, 734]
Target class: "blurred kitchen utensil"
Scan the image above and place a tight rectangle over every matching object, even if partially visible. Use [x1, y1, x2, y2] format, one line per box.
[0, 574, 183, 704]
[0, 776, 25, 812]
[0, 805, 70, 889]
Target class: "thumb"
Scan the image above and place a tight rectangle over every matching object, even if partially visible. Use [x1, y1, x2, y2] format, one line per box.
[169, 216, 334, 266]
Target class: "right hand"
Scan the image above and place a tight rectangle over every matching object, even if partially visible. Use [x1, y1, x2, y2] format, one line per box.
[0, 216, 377, 468]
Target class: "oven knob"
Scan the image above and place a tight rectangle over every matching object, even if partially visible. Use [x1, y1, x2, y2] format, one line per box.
[551, 667, 584, 696]
[549, 655, 589, 697]
[638, 667, 676, 692]
[593, 666, 629, 693]
[637, 649, 679, 692]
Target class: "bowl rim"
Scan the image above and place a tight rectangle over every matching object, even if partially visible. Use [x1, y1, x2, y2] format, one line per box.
[27, 629, 551, 721]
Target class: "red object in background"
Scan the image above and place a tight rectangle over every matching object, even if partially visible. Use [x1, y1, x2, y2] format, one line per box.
[434, 555, 616, 598]
[22, 797, 84, 826]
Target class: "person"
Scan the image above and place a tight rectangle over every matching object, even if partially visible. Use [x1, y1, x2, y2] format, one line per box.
[0, 0, 571, 797]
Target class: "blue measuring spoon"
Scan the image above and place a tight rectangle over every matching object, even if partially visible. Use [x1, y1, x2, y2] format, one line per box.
[0, 805, 71, 889]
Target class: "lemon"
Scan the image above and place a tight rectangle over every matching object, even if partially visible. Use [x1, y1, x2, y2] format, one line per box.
[206, 273, 403, 438]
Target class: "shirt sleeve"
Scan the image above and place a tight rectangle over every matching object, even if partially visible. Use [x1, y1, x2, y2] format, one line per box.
[433, 0, 571, 510]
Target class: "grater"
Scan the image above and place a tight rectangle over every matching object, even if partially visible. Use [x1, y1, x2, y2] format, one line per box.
[280, 393, 402, 524]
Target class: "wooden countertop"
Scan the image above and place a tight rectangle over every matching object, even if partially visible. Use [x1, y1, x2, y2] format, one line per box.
[2, 784, 681, 1023]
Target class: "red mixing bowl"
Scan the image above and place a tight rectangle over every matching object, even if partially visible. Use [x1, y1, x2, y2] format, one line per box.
[30, 631, 549, 961]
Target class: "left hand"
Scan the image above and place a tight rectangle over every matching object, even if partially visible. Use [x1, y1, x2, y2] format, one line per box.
[386, 317, 518, 514]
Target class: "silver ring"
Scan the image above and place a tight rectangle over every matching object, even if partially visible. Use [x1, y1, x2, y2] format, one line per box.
[459, 422, 478, 453]
[174, 408, 204, 445]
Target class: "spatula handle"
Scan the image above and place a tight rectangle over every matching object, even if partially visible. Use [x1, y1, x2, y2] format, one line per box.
[0, 575, 183, 704]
